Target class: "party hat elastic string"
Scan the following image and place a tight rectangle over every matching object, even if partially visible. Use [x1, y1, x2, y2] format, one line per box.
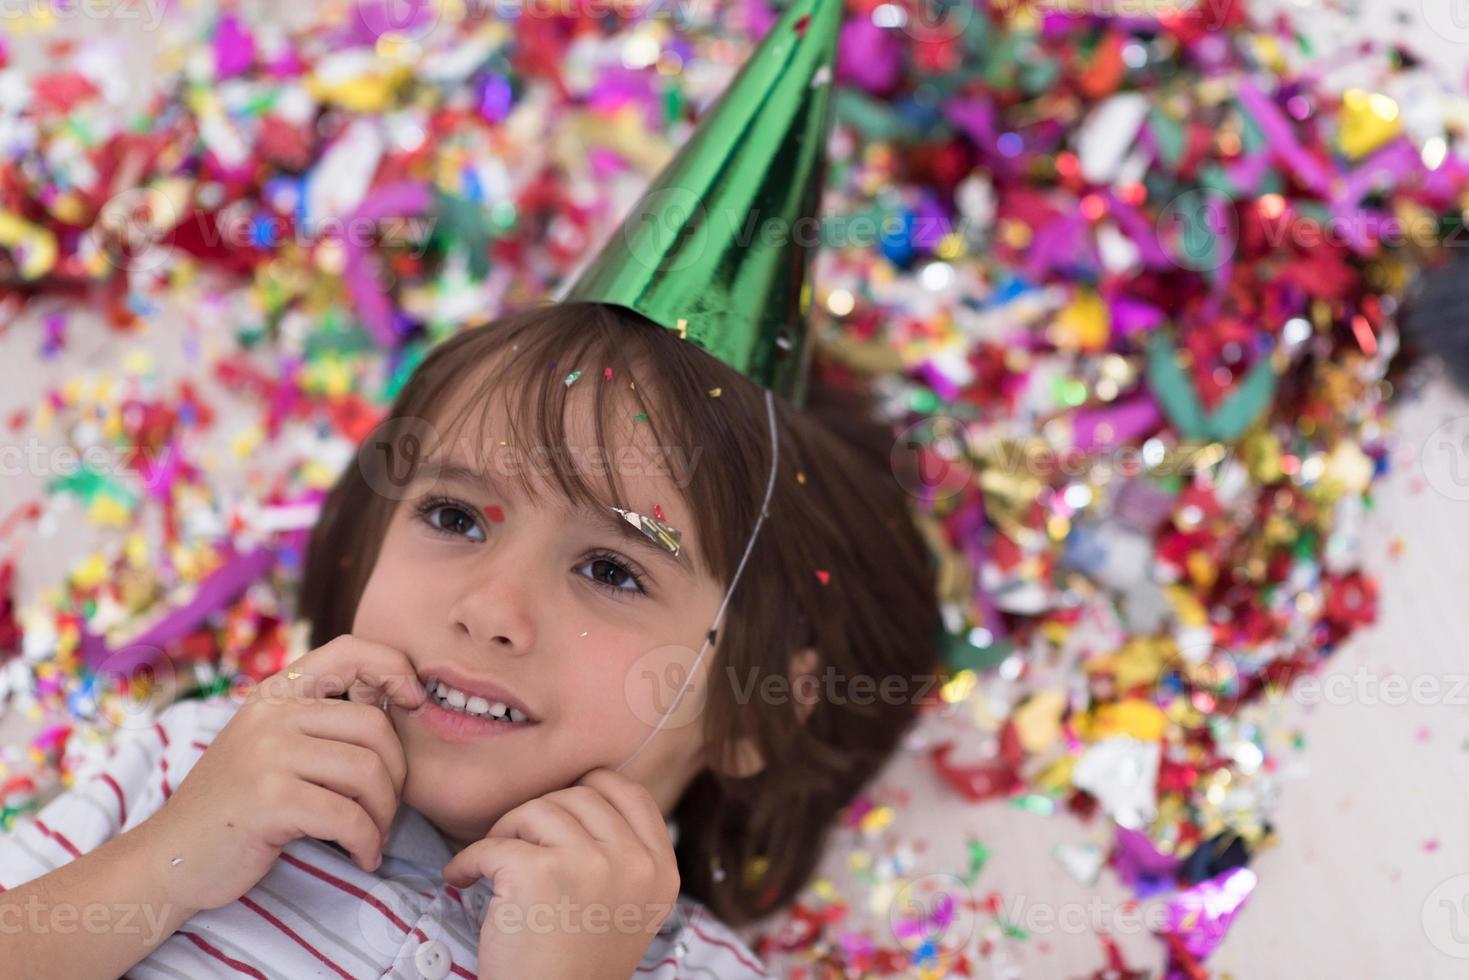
[616, 388, 780, 772]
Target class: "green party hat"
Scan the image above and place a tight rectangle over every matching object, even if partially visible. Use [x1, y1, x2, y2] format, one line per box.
[558, 0, 842, 405]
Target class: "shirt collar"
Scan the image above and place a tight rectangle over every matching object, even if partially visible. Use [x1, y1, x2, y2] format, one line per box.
[381, 804, 456, 870]
[381, 807, 681, 871]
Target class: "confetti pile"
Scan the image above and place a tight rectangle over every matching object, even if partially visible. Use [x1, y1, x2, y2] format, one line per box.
[0, 1, 1462, 976]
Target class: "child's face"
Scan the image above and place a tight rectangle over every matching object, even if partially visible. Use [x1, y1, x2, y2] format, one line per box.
[351, 377, 728, 847]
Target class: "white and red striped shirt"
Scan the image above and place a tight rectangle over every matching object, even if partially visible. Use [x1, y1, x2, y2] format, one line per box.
[0, 697, 769, 979]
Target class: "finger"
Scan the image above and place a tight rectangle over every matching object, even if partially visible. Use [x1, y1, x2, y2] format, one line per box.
[538, 786, 639, 847]
[487, 798, 590, 849]
[291, 736, 400, 842]
[286, 781, 383, 872]
[297, 700, 408, 794]
[443, 837, 546, 890]
[577, 769, 672, 856]
[279, 636, 427, 710]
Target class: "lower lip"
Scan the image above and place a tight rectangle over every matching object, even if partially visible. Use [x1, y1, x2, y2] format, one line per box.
[411, 699, 537, 742]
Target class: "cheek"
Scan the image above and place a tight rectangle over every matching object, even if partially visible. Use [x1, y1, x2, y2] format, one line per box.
[548, 641, 679, 752]
[588, 641, 715, 743]
[352, 536, 428, 635]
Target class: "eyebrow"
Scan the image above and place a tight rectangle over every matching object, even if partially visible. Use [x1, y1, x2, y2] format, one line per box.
[414, 458, 695, 574]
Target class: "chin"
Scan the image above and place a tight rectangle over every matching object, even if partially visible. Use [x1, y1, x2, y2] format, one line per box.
[403, 778, 500, 844]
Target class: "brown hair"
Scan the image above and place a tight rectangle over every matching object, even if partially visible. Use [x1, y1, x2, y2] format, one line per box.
[299, 301, 941, 925]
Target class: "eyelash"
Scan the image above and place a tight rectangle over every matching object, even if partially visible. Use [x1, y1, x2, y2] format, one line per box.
[410, 496, 650, 598]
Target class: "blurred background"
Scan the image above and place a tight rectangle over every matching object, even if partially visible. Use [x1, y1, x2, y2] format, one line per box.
[4, 0, 1469, 977]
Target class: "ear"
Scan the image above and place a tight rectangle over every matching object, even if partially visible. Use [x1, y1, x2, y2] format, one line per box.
[715, 646, 820, 779]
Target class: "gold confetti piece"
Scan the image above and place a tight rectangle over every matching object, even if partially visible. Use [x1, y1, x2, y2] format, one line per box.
[796, 471, 806, 485]
[612, 506, 682, 557]
[676, 317, 688, 339]
[708, 387, 722, 397]
[286, 671, 302, 680]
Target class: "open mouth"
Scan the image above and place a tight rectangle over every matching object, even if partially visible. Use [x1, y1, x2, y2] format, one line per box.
[425, 679, 534, 725]
[410, 670, 541, 740]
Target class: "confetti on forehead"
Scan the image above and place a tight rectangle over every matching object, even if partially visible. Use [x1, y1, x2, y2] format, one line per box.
[611, 506, 682, 557]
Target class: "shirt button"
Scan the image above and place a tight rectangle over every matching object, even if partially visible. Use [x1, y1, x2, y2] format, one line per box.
[414, 938, 452, 980]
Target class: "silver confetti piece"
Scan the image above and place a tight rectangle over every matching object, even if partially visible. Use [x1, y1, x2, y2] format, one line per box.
[612, 507, 681, 557]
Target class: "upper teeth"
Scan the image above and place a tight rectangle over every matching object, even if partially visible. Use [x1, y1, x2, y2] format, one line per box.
[432, 682, 528, 723]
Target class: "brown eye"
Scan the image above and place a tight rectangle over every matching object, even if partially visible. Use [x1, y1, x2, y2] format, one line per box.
[416, 500, 486, 542]
[577, 551, 646, 596]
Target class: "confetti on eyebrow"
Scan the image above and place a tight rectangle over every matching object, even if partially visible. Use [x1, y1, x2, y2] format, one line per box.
[612, 506, 682, 557]
[563, 369, 582, 387]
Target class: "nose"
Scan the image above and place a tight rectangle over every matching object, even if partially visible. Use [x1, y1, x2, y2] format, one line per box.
[446, 549, 537, 655]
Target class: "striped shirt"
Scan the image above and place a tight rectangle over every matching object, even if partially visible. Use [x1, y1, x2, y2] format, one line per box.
[0, 697, 768, 979]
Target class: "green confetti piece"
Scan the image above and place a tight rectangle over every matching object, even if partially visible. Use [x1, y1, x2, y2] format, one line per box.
[962, 838, 990, 886]
[383, 343, 427, 401]
[909, 388, 942, 415]
[431, 190, 493, 280]
[1199, 163, 1245, 200]
[304, 322, 376, 360]
[662, 83, 684, 130]
[1054, 376, 1088, 408]
[997, 917, 1029, 941]
[488, 199, 518, 233]
[1146, 331, 1276, 443]
[48, 468, 139, 511]
[938, 627, 1011, 673]
[1019, 57, 1060, 96]
[1148, 108, 1187, 169]
[1010, 794, 1056, 816]
[835, 90, 925, 142]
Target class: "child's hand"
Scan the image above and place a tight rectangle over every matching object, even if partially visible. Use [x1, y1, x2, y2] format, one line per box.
[135, 636, 426, 914]
[443, 769, 680, 980]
